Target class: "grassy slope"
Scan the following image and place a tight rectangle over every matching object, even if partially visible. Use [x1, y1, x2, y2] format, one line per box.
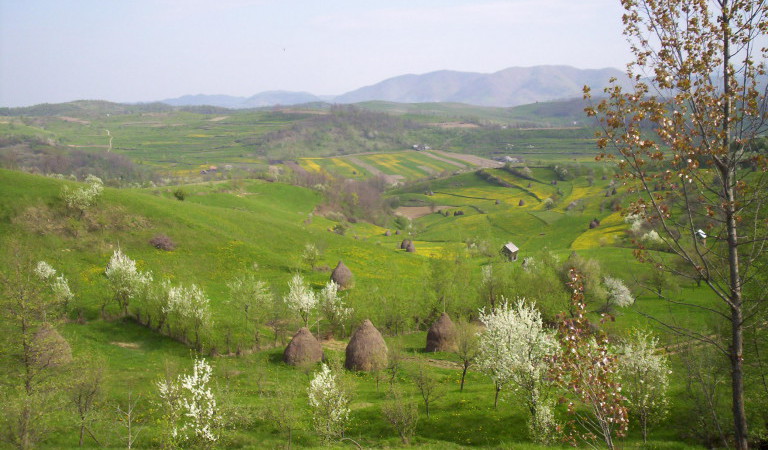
[0, 168, 714, 448]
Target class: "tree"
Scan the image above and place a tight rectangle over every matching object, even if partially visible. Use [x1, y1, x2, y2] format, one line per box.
[585, 1, 768, 446]
[163, 283, 212, 350]
[1, 253, 70, 449]
[318, 280, 352, 338]
[381, 385, 419, 445]
[603, 276, 635, 310]
[300, 243, 321, 270]
[61, 174, 103, 217]
[412, 364, 445, 419]
[617, 330, 670, 443]
[307, 362, 351, 443]
[227, 273, 273, 349]
[476, 298, 559, 443]
[551, 269, 628, 449]
[454, 320, 480, 392]
[157, 357, 220, 446]
[69, 357, 104, 447]
[104, 249, 152, 317]
[284, 273, 317, 328]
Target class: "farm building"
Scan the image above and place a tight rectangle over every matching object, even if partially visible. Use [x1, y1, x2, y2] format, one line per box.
[500, 242, 519, 261]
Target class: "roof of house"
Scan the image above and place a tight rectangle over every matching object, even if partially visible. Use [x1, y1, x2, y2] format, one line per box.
[502, 242, 519, 253]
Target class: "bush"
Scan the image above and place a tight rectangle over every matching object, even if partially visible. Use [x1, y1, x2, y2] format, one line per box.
[149, 234, 176, 251]
[173, 188, 186, 201]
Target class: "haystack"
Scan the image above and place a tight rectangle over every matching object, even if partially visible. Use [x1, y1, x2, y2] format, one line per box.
[518, 199, 525, 206]
[426, 312, 456, 352]
[405, 241, 416, 253]
[384, 230, 392, 236]
[30, 323, 72, 368]
[283, 327, 324, 366]
[345, 319, 387, 371]
[331, 260, 354, 289]
[400, 239, 412, 250]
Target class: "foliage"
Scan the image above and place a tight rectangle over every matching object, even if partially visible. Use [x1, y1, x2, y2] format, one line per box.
[307, 362, 351, 443]
[227, 272, 273, 349]
[412, 364, 445, 419]
[476, 298, 559, 443]
[603, 276, 634, 308]
[454, 320, 480, 392]
[163, 282, 212, 350]
[300, 242, 320, 270]
[617, 330, 670, 443]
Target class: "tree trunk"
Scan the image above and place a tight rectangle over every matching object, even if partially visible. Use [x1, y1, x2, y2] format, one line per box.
[460, 364, 468, 392]
[494, 382, 501, 409]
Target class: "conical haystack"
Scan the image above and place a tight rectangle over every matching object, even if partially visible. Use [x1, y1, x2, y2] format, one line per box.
[345, 319, 388, 371]
[400, 239, 412, 250]
[405, 241, 416, 253]
[518, 199, 525, 206]
[30, 323, 72, 368]
[330, 260, 354, 289]
[283, 327, 324, 366]
[426, 312, 457, 352]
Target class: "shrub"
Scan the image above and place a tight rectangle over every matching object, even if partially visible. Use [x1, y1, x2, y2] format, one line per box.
[149, 234, 176, 251]
[173, 188, 186, 201]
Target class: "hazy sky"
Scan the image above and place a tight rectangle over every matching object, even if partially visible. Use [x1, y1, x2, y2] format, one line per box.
[0, 0, 632, 107]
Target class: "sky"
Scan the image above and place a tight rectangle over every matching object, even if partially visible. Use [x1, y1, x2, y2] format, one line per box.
[0, 0, 632, 107]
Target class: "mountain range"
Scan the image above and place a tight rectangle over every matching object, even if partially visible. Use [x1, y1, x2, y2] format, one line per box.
[161, 65, 629, 109]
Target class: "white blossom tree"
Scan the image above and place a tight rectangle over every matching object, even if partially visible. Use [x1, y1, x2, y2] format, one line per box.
[34, 261, 73, 311]
[319, 280, 352, 337]
[308, 362, 351, 444]
[604, 276, 635, 309]
[61, 174, 103, 216]
[284, 273, 317, 328]
[617, 330, 670, 443]
[157, 357, 219, 445]
[476, 298, 559, 443]
[104, 249, 152, 317]
[163, 283, 212, 350]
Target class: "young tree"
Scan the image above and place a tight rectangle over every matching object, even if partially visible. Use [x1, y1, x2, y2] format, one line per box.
[1, 253, 71, 449]
[586, 1, 768, 446]
[104, 249, 152, 317]
[381, 385, 419, 445]
[551, 269, 628, 449]
[307, 362, 351, 444]
[34, 260, 74, 313]
[157, 357, 220, 446]
[163, 283, 212, 350]
[284, 273, 317, 328]
[617, 330, 671, 443]
[412, 364, 445, 419]
[454, 319, 480, 392]
[476, 298, 559, 443]
[318, 280, 352, 337]
[69, 357, 104, 447]
[603, 276, 635, 310]
[227, 273, 273, 349]
[300, 242, 321, 270]
[264, 383, 304, 449]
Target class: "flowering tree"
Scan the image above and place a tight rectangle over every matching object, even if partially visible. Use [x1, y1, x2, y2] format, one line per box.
[61, 174, 103, 216]
[585, 1, 768, 445]
[319, 280, 352, 337]
[284, 273, 317, 328]
[618, 330, 670, 442]
[157, 357, 219, 445]
[227, 273, 273, 348]
[163, 283, 212, 350]
[104, 249, 152, 317]
[34, 261, 73, 311]
[551, 269, 628, 449]
[308, 363, 351, 443]
[603, 276, 635, 309]
[476, 298, 559, 443]
[301, 242, 321, 270]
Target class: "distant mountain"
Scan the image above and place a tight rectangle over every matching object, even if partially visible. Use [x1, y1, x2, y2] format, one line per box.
[157, 65, 628, 109]
[335, 66, 629, 107]
[161, 91, 323, 109]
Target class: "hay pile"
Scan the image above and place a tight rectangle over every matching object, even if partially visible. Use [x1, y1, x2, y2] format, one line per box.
[283, 328, 324, 366]
[345, 319, 387, 371]
[331, 260, 354, 289]
[426, 312, 456, 352]
[30, 323, 72, 368]
[400, 239, 411, 250]
[405, 241, 416, 253]
[384, 230, 392, 236]
[518, 199, 525, 206]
